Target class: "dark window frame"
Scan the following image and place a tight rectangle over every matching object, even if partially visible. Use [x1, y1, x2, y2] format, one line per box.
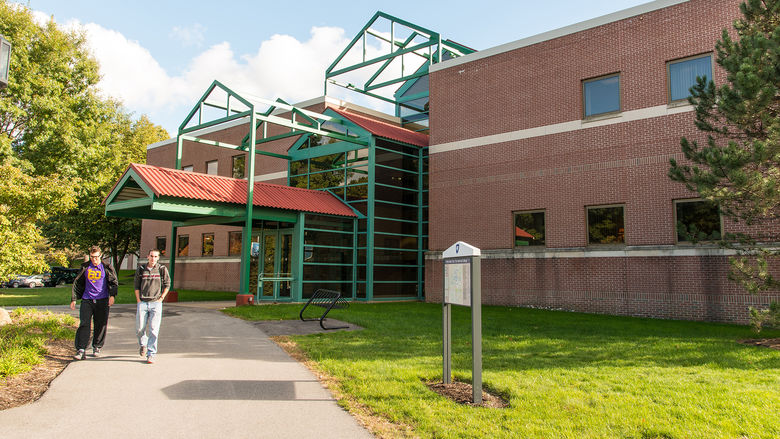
[513, 210, 546, 248]
[667, 53, 713, 104]
[586, 204, 626, 246]
[201, 233, 215, 257]
[674, 199, 722, 243]
[582, 72, 621, 119]
[177, 234, 189, 257]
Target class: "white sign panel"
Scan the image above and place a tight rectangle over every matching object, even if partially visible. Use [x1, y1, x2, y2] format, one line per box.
[444, 258, 471, 306]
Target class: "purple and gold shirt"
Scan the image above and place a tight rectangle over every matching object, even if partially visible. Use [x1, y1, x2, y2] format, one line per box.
[82, 263, 108, 300]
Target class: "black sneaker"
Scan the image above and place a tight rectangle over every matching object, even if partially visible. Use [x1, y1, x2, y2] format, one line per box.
[92, 347, 101, 357]
[73, 349, 86, 360]
[139, 345, 147, 357]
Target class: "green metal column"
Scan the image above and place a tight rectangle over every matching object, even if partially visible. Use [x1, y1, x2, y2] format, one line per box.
[175, 135, 183, 170]
[366, 137, 376, 300]
[293, 212, 305, 301]
[169, 225, 177, 290]
[170, 134, 183, 290]
[417, 146, 425, 300]
[239, 112, 258, 294]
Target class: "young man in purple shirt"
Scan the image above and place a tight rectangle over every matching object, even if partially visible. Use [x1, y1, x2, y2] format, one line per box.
[70, 246, 119, 360]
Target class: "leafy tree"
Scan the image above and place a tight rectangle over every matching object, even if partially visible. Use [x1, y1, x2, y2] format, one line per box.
[43, 113, 168, 270]
[0, 1, 102, 178]
[669, 0, 780, 325]
[0, 164, 74, 279]
[1, 2, 169, 272]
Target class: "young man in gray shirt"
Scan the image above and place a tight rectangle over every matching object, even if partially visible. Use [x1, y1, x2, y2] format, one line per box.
[134, 249, 171, 364]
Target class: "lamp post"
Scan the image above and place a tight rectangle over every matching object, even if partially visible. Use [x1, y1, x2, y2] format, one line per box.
[0, 34, 11, 89]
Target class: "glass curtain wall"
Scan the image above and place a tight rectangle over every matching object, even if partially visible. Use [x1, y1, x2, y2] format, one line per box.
[289, 135, 427, 300]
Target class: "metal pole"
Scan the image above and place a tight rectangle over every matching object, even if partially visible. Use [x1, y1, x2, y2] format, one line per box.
[471, 256, 482, 404]
[443, 302, 451, 384]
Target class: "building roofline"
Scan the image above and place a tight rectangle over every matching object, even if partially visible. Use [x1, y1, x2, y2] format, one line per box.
[430, 0, 689, 73]
[147, 96, 400, 150]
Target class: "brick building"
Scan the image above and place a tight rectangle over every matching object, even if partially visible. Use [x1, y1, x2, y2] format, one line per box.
[106, 0, 779, 323]
[424, 0, 779, 323]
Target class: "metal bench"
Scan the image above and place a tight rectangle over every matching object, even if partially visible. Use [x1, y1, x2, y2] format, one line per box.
[299, 289, 350, 330]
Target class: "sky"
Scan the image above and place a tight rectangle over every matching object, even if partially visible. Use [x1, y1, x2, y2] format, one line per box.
[18, 0, 651, 137]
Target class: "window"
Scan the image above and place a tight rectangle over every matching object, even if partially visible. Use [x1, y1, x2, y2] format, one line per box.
[177, 235, 189, 256]
[675, 200, 721, 242]
[587, 205, 625, 245]
[202, 233, 214, 256]
[206, 160, 218, 175]
[182, 165, 194, 172]
[583, 73, 620, 118]
[228, 231, 242, 256]
[155, 236, 167, 257]
[232, 155, 246, 179]
[513, 211, 545, 247]
[668, 54, 712, 103]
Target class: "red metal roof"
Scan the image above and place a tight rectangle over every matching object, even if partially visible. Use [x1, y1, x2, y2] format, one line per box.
[328, 107, 429, 147]
[121, 163, 357, 217]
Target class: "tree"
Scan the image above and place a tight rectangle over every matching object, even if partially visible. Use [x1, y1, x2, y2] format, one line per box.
[43, 113, 168, 270]
[0, 1, 102, 178]
[0, 164, 74, 279]
[1, 2, 169, 272]
[669, 0, 780, 327]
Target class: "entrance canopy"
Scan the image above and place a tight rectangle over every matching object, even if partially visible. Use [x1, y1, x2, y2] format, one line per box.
[104, 163, 359, 227]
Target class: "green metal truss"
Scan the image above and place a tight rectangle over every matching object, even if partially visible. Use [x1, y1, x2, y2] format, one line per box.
[325, 11, 475, 127]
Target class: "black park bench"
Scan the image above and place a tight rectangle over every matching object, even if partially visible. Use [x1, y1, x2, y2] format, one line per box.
[299, 289, 350, 330]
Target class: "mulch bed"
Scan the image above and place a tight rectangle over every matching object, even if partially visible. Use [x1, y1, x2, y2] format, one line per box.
[0, 338, 73, 411]
[737, 338, 780, 350]
[425, 380, 509, 408]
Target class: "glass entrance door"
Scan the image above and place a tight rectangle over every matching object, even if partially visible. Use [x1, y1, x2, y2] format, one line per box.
[258, 228, 293, 301]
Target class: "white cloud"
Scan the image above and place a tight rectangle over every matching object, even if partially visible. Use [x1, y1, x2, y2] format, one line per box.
[169, 23, 206, 48]
[28, 13, 399, 134]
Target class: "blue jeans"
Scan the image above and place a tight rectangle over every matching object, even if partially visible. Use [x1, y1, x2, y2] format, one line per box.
[136, 301, 163, 356]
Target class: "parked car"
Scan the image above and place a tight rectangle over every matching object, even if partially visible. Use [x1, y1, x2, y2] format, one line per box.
[45, 267, 80, 287]
[20, 274, 46, 288]
[2, 274, 28, 288]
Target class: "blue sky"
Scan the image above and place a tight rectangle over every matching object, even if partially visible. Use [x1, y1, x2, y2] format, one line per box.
[23, 0, 650, 136]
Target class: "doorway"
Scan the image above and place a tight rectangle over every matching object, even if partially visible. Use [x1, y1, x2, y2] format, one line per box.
[257, 227, 293, 301]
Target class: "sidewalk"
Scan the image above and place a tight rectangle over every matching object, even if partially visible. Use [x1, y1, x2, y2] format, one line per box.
[0, 303, 373, 439]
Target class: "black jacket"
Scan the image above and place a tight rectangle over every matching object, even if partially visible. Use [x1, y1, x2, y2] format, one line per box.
[71, 260, 119, 301]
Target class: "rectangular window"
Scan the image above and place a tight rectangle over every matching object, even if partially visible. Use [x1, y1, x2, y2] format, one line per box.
[206, 160, 218, 175]
[675, 200, 721, 242]
[668, 54, 712, 102]
[587, 205, 625, 245]
[232, 155, 246, 179]
[513, 211, 545, 247]
[182, 165, 194, 172]
[583, 73, 620, 118]
[177, 235, 189, 256]
[228, 231, 242, 256]
[202, 233, 214, 256]
[155, 236, 167, 257]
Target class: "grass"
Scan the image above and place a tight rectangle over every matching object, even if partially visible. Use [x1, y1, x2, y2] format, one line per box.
[224, 302, 780, 439]
[0, 270, 237, 306]
[0, 308, 76, 379]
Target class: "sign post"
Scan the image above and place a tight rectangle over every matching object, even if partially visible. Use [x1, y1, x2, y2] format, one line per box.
[442, 241, 482, 404]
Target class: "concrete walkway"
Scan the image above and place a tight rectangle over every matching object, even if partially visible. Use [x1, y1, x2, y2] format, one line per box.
[0, 303, 373, 439]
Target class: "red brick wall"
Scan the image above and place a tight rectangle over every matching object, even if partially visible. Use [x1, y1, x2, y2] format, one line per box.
[425, 0, 780, 323]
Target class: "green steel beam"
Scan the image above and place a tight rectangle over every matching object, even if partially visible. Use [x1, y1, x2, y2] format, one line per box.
[241, 110, 258, 295]
[365, 69, 430, 92]
[364, 33, 419, 90]
[327, 40, 433, 78]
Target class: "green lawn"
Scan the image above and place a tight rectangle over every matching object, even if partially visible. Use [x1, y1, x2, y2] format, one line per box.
[0, 270, 236, 306]
[0, 308, 76, 379]
[224, 303, 780, 439]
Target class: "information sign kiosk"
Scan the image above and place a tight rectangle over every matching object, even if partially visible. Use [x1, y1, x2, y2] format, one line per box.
[442, 241, 482, 404]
